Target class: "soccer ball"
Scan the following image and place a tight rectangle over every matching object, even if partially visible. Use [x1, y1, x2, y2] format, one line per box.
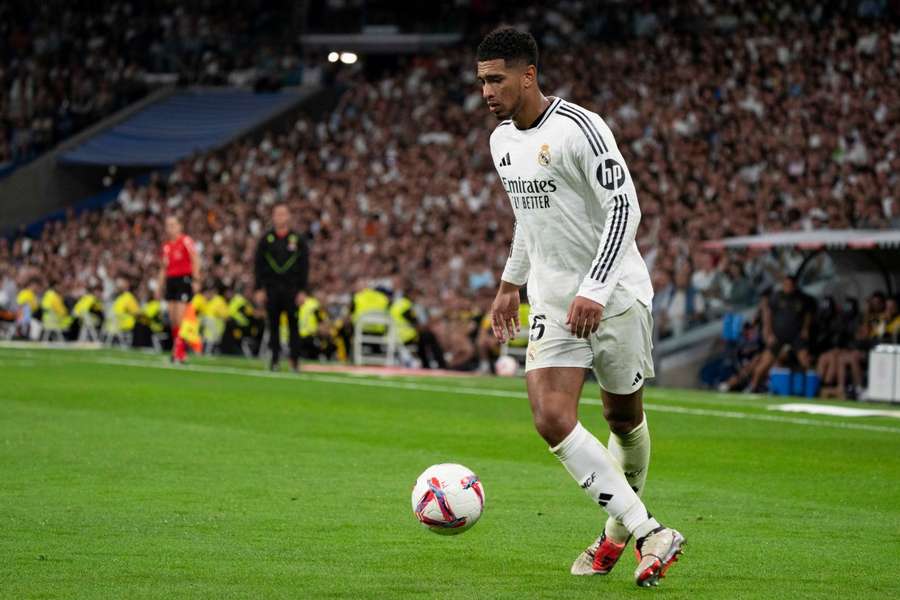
[494, 355, 518, 377]
[411, 463, 485, 535]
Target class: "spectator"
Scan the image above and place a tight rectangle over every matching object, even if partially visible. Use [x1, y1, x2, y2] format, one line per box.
[722, 261, 756, 308]
[658, 266, 706, 338]
[749, 276, 816, 392]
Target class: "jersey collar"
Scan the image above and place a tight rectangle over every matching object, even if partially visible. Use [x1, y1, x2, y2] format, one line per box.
[516, 97, 561, 131]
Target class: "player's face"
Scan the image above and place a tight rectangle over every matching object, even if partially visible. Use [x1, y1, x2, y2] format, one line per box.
[165, 217, 181, 239]
[476, 59, 528, 120]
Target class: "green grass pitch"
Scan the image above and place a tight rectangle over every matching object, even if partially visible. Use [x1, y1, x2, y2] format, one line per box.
[1, 346, 899, 599]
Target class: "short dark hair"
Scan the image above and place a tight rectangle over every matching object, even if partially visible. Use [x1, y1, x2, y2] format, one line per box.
[476, 27, 538, 69]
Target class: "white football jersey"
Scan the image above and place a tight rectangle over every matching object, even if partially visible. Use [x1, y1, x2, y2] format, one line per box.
[491, 97, 653, 322]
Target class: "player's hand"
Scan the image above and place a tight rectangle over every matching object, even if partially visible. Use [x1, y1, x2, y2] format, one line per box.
[191, 280, 201, 294]
[567, 296, 603, 339]
[295, 291, 307, 306]
[255, 289, 266, 307]
[490, 284, 521, 344]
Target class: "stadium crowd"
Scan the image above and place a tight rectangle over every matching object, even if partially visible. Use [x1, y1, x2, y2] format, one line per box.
[0, 0, 306, 174]
[2, 1, 899, 389]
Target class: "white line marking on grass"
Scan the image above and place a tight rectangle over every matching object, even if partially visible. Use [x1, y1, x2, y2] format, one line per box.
[770, 403, 900, 419]
[584, 400, 900, 434]
[0, 340, 102, 351]
[5, 348, 897, 435]
[86, 357, 900, 435]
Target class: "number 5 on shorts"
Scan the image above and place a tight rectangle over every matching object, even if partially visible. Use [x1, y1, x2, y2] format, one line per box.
[530, 314, 546, 342]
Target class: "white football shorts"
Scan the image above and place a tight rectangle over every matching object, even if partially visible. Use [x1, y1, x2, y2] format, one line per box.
[524, 301, 655, 394]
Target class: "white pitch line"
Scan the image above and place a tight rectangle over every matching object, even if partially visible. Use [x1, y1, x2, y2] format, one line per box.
[76, 356, 900, 435]
[582, 400, 900, 434]
[5, 350, 899, 435]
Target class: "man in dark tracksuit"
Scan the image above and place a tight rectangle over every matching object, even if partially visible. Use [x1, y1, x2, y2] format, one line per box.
[254, 202, 309, 371]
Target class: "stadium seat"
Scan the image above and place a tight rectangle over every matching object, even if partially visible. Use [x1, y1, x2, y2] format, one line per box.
[101, 307, 132, 349]
[40, 311, 66, 342]
[77, 312, 101, 343]
[353, 311, 399, 366]
[201, 316, 226, 355]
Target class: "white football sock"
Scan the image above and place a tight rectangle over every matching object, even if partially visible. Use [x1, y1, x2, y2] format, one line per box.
[604, 415, 651, 543]
[550, 421, 659, 539]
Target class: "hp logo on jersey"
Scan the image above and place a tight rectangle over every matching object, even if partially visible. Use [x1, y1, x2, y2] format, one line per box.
[597, 158, 625, 190]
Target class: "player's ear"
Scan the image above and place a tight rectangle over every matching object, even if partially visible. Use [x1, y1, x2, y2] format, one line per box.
[521, 64, 536, 89]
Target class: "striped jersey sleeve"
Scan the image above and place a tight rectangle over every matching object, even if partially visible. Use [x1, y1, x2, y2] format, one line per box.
[562, 103, 642, 308]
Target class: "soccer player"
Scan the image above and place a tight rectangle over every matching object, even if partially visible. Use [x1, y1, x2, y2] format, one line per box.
[158, 215, 200, 363]
[476, 28, 684, 587]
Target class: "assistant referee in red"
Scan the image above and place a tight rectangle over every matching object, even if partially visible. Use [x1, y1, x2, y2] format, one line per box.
[254, 202, 309, 372]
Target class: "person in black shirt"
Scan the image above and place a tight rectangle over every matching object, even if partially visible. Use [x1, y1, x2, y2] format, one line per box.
[749, 275, 815, 391]
[254, 202, 309, 371]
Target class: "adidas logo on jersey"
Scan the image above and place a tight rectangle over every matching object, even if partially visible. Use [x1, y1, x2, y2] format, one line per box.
[498, 152, 512, 167]
[633, 371, 643, 386]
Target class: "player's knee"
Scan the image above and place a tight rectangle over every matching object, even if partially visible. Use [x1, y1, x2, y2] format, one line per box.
[532, 409, 575, 446]
[603, 408, 642, 436]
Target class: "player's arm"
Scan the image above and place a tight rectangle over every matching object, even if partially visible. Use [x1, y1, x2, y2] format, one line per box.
[187, 238, 201, 292]
[492, 221, 529, 343]
[156, 253, 167, 300]
[568, 115, 641, 337]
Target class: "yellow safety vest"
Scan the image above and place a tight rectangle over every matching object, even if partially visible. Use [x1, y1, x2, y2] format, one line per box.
[191, 293, 208, 316]
[389, 297, 417, 344]
[112, 292, 140, 331]
[142, 300, 164, 332]
[16, 288, 38, 311]
[73, 294, 100, 318]
[299, 296, 322, 337]
[41, 289, 72, 328]
[352, 288, 390, 334]
[206, 295, 229, 320]
[228, 295, 251, 327]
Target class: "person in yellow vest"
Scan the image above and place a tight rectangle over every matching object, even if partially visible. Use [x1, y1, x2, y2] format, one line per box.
[298, 290, 335, 360]
[390, 290, 446, 369]
[222, 288, 257, 355]
[190, 290, 208, 318]
[132, 293, 165, 348]
[350, 283, 391, 334]
[73, 287, 104, 331]
[344, 282, 392, 361]
[111, 278, 141, 333]
[201, 283, 228, 351]
[40, 283, 73, 339]
[478, 290, 530, 373]
[15, 279, 40, 338]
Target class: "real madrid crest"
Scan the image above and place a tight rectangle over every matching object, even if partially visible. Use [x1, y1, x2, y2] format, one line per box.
[538, 144, 551, 166]
[288, 234, 298, 252]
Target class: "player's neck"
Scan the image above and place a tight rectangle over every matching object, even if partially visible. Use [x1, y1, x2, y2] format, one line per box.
[275, 227, 289, 237]
[512, 92, 550, 130]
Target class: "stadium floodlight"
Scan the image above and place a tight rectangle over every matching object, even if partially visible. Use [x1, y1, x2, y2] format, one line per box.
[327, 52, 339, 63]
[339, 52, 358, 64]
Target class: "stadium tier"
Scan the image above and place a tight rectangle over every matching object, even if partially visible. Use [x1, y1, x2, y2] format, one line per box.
[59, 89, 307, 167]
